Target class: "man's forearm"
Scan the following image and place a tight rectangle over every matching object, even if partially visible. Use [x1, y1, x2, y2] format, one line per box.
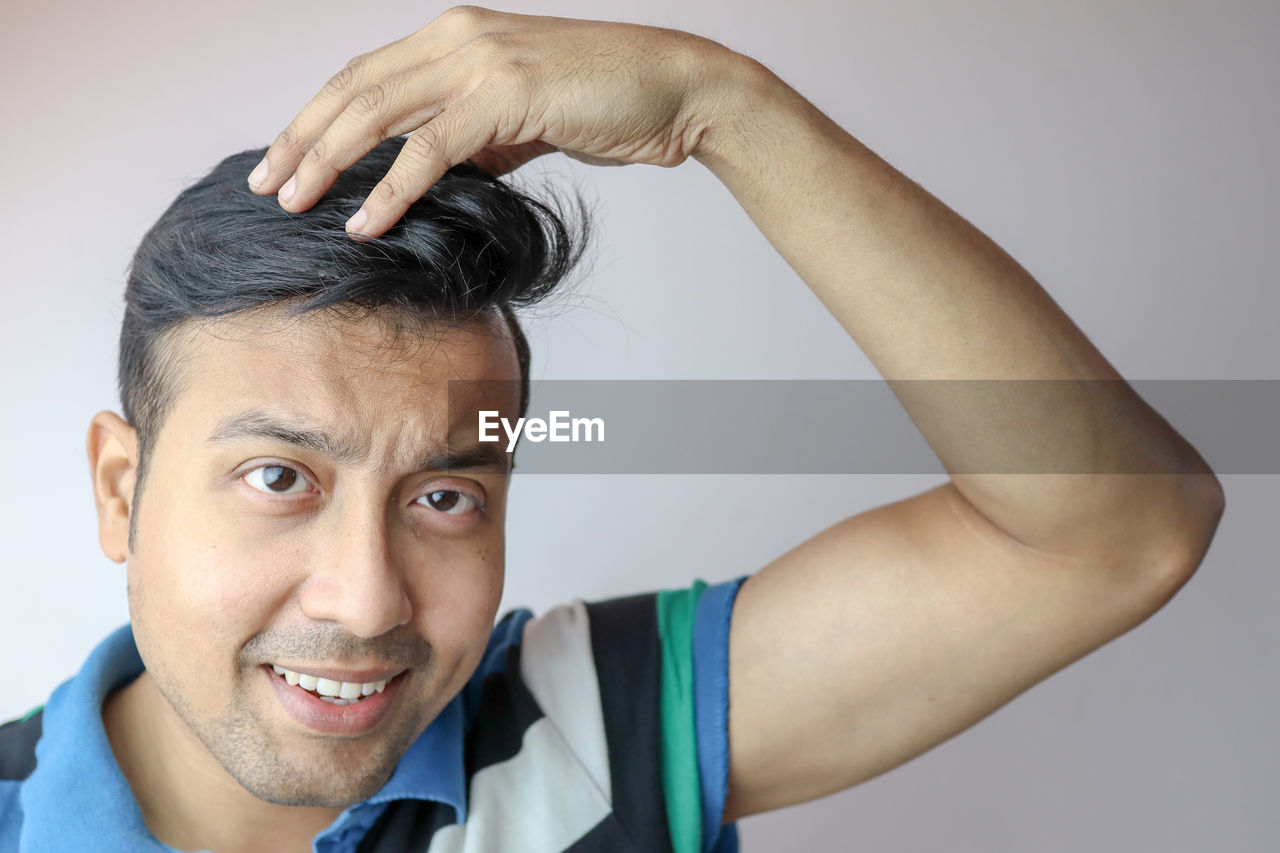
[690, 49, 1223, 562]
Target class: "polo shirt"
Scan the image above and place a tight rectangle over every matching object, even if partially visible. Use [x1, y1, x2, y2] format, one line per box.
[0, 577, 746, 852]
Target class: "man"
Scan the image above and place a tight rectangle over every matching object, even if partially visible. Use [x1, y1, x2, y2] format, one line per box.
[0, 6, 1225, 852]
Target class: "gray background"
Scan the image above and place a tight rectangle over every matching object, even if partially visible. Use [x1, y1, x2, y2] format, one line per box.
[1, 0, 1275, 849]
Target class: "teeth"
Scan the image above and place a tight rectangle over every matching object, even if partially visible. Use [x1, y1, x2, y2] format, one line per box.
[270, 665, 389, 701]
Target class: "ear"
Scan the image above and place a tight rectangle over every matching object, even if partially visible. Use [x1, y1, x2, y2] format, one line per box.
[87, 411, 138, 563]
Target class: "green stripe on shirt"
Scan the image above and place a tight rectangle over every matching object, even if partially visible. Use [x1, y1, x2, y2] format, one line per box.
[656, 579, 708, 853]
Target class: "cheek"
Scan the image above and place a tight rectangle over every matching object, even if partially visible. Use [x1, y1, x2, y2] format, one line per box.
[414, 540, 505, 674]
[131, 496, 293, 667]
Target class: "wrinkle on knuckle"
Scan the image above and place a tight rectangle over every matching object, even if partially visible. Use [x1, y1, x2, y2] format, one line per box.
[275, 123, 303, 152]
[351, 83, 389, 118]
[404, 128, 448, 164]
[374, 176, 408, 205]
[323, 64, 359, 99]
[306, 137, 336, 170]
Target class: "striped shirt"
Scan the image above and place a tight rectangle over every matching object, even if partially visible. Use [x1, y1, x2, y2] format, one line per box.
[0, 577, 746, 852]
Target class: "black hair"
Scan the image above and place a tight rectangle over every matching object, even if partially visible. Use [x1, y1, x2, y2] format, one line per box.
[119, 137, 590, 535]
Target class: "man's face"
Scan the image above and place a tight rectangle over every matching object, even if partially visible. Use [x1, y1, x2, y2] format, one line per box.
[123, 306, 520, 807]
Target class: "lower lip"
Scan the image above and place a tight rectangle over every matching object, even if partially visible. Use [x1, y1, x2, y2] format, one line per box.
[263, 666, 404, 736]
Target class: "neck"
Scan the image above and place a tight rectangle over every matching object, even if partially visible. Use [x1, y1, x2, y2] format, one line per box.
[102, 671, 344, 853]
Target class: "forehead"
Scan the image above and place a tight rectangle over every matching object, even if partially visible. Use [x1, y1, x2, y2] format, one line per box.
[158, 306, 521, 464]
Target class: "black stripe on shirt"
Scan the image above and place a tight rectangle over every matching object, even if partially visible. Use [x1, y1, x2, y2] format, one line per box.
[585, 593, 674, 853]
[466, 642, 546, 775]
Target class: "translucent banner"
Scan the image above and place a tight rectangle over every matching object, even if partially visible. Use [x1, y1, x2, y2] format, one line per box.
[445, 379, 1277, 474]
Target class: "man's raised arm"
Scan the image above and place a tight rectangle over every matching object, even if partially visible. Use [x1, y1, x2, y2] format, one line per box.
[684, 50, 1224, 819]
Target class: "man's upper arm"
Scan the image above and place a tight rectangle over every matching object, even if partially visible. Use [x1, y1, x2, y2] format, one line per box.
[722, 482, 1208, 821]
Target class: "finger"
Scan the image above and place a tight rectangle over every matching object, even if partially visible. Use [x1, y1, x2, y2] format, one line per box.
[249, 31, 455, 197]
[248, 53, 383, 195]
[278, 67, 454, 213]
[250, 8, 517, 197]
[346, 94, 504, 240]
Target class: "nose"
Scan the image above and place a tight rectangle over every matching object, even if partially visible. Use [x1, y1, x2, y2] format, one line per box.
[298, 500, 413, 639]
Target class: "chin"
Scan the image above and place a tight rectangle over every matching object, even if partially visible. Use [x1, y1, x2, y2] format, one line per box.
[220, 739, 403, 808]
[236, 769, 394, 809]
[193, 707, 415, 809]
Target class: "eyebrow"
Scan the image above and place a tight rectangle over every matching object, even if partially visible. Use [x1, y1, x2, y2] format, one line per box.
[206, 410, 511, 475]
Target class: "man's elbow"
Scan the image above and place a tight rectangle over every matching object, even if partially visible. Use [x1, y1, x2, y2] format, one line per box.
[1142, 472, 1226, 606]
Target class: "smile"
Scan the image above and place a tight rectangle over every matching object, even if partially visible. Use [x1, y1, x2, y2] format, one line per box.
[264, 664, 406, 736]
[269, 665, 389, 705]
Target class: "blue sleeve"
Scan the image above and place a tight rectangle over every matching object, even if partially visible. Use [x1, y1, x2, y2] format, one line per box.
[691, 576, 749, 853]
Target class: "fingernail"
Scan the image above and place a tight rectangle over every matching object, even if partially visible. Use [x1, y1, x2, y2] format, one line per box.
[346, 208, 368, 234]
[248, 158, 269, 189]
[278, 176, 296, 204]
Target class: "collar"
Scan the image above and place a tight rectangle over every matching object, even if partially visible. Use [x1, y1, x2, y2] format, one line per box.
[20, 624, 466, 852]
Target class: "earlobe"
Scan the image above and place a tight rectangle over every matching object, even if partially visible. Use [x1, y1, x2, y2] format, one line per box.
[87, 411, 138, 563]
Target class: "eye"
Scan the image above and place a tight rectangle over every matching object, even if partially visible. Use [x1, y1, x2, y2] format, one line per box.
[243, 464, 311, 495]
[416, 489, 481, 515]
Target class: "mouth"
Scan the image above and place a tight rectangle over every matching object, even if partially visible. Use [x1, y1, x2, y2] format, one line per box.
[263, 663, 408, 735]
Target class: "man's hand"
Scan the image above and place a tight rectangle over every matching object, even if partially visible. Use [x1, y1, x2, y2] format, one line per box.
[247, 5, 741, 239]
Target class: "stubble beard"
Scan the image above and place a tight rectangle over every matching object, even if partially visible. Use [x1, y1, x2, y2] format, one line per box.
[161, 667, 427, 808]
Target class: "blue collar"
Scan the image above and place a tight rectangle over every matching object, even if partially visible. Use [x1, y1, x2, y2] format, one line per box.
[19, 624, 466, 852]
